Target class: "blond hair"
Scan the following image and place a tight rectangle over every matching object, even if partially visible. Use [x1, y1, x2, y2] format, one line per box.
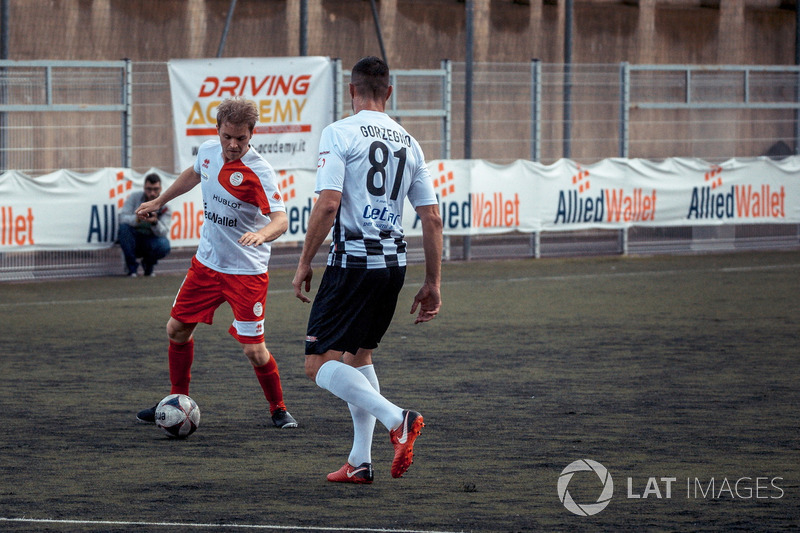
[216, 98, 258, 132]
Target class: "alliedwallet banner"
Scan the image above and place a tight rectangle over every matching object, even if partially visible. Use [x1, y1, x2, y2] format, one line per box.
[1, 157, 798, 251]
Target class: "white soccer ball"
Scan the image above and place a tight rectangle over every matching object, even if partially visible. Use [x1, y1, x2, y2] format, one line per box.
[155, 394, 200, 439]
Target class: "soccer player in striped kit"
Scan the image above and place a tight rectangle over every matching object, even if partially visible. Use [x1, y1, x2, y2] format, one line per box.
[136, 97, 298, 429]
[293, 56, 443, 483]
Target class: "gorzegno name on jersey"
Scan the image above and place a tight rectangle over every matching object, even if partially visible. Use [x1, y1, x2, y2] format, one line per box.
[360, 125, 412, 147]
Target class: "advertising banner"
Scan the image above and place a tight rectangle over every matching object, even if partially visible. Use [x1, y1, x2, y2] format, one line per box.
[168, 57, 334, 173]
[1, 157, 798, 252]
[0, 168, 203, 251]
[404, 157, 800, 236]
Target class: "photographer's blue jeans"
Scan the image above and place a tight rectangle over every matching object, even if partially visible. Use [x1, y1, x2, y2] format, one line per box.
[118, 223, 171, 275]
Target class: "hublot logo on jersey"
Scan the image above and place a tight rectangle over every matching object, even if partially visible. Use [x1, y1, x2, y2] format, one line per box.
[212, 194, 242, 210]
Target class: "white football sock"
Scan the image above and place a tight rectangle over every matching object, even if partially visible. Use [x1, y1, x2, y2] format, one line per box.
[348, 365, 379, 466]
[315, 360, 403, 432]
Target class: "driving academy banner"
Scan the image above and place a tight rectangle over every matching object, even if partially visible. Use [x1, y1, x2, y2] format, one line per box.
[1, 157, 798, 252]
[168, 57, 334, 173]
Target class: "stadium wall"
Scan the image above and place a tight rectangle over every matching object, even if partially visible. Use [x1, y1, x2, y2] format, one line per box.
[2, 0, 796, 68]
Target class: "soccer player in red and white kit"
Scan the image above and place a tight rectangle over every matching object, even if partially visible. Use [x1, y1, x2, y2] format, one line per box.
[293, 56, 443, 483]
[136, 97, 298, 429]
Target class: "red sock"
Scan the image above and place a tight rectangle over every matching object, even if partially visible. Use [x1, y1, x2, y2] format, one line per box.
[254, 354, 286, 414]
[169, 339, 194, 395]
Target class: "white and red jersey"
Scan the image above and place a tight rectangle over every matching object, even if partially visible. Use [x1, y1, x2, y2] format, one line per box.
[193, 140, 286, 275]
[315, 110, 438, 269]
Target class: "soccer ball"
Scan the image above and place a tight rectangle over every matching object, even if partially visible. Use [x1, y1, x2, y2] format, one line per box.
[155, 394, 200, 439]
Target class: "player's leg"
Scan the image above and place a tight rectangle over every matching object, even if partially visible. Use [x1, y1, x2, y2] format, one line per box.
[241, 342, 297, 428]
[135, 318, 196, 423]
[343, 349, 379, 467]
[166, 259, 223, 395]
[307, 351, 402, 433]
[304, 265, 405, 431]
[136, 258, 221, 423]
[305, 265, 424, 478]
[225, 271, 297, 429]
[166, 317, 197, 395]
[307, 350, 382, 483]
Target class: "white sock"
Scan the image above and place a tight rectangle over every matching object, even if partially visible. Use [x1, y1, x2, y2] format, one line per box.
[348, 365, 379, 466]
[315, 360, 403, 432]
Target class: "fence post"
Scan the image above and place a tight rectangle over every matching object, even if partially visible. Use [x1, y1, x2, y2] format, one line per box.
[0, 0, 7, 171]
[619, 62, 630, 255]
[369, 0, 388, 66]
[685, 68, 692, 104]
[122, 59, 132, 168]
[442, 59, 452, 160]
[442, 59, 452, 262]
[796, 3, 799, 154]
[531, 231, 541, 259]
[531, 59, 541, 163]
[563, 0, 574, 159]
[464, 0, 473, 160]
[300, 0, 308, 56]
[217, 0, 237, 57]
[619, 227, 628, 256]
[334, 58, 343, 121]
[795, 66, 800, 155]
[463, 0, 474, 260]
[390, 70, 398, 116]
[530, 59, 542, 258]
[619, 61, 629, 158]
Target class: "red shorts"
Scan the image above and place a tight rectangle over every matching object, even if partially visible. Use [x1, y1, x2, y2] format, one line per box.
[171, 256, 269, 344]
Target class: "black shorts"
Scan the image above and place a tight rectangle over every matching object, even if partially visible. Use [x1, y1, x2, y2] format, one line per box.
[305, 265, 406, 355]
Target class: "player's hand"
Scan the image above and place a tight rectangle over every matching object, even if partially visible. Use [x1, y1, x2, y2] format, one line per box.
[410, 283, 441, 324]
[135, 200, 160, 221]
[238, 232, 266, 247]
[292, 264, 313, 303]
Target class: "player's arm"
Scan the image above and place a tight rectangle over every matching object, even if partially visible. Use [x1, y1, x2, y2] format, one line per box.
[292, 189, 342, 303]
[410, 203, 443, 323]
[238, 211, 288, 247]
[136, 166, 200, 220]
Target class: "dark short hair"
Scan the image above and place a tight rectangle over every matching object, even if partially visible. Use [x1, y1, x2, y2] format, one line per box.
[216, 97, 259, 132]
[351, 56, 390, 100]
[144, 173, 161, 185]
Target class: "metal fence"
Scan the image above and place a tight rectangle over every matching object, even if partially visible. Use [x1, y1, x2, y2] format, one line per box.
[0, 60, 130, 174]
[1, 60, 799, 281]
[4, 60, 799, 172]
[454, 62, 800, 164]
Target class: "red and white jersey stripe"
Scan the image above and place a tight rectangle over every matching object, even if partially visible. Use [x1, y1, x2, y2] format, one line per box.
[193, 140, 286, 275]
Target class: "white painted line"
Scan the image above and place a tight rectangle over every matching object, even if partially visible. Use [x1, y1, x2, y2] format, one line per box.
[0, 517, 464, 533]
